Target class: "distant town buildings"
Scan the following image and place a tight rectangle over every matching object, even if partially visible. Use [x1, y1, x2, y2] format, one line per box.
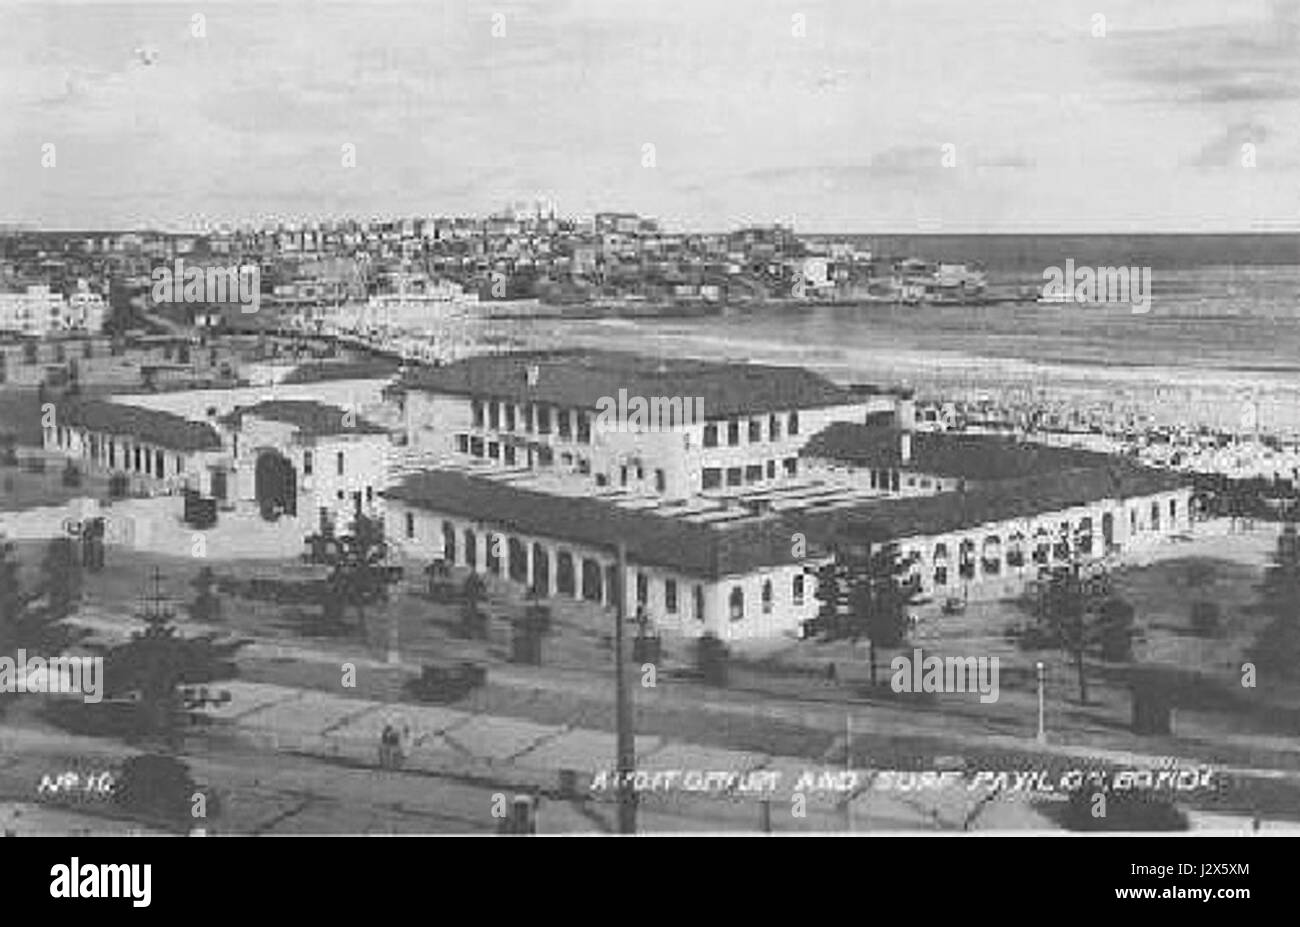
[0, 282, 105, 335]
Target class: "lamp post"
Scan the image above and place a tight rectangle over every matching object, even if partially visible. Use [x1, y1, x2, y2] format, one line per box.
[1036, 660, 1046, 744]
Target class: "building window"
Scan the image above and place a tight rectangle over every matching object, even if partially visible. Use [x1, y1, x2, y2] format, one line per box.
[745, 464, 763, 483]
[726, 467, 742, 487]
[727, 421, 740, 446]
[456, 434, 469, 453]
[557, 409, 571, 439]
[581, 558, 603, 602]
[655, 469, 666, 492]
[577, 414, 591, 444]
[703, 423, 718, 448]
[788, 411, 800, 435]
[538, 445, 553, 466]
[762, 580, 773, 614]
[488, 442, 499, 460]
[523, 403, 535, 433]
[1169, 498, 1177, 521]
[557, 552, 575, 595]
[694, 585, 705, 622]
[155, 450, 164, 479]
[471, 399, 484, 429]
[405, 512, 415, 539]
[334, 451, 344, 476]
[959, 539, 976, 579]
[366, 486, 373, 503]
[620, 466, 628, 486]
[175, 455, 183, 475]
[665, 579, 678, 613]
[504, 404, 516, 432]
[636, 573, 648, 606]
[595, 473, 608, 487]
[488, 400, 500, 430]
[1151, 501, 1160, 531]
[769, 415, 781, 441]
[783, 457, 797, 477]
[729, 586, 744, 622]
[1006, 535, 1025, 568]
[108, 441, 116, 468]
[504, 445, 516, 466]
[792, 574, 805, 606]
[702, 468, 722, 490]
[537, 406, 552, 435]
[766, 460, 776, 480]
[465, 529, 477, 568]
[749, 419, 761, 443]
[303, 451, 313, 475]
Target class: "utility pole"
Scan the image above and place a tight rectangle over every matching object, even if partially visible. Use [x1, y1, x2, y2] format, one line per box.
[614, 542, 637, 834]
[1036, 661, 1046, 744]
[845, 712, 853, 833]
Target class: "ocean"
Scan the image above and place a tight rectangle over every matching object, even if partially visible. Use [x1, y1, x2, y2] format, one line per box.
[519, 240, 1300, 434]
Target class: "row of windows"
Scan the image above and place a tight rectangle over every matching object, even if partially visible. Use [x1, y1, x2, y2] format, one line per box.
[921, 500, 1180, 587]
[404, 517, 811, 624]
[456, 433, 671, 490]
[470, 399, 593, 443]
[702, 412, 799, 449]
[701, 458, 797, 489]
[56, 428, 180, 480]
[724, 575, 807, 622]
[301, 450, 346, 477]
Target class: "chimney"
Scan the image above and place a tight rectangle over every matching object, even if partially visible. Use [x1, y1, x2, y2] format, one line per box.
[900, 430, 913, 465]
[525, 364, 540, 387]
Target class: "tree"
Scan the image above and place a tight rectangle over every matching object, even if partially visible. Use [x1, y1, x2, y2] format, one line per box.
[1248, 521, 1300, 677]
[805, 541, 919, 686]
[98, 569, 246, 744]
[318, 507, 400, 633]
[0, 539, 90, 716]
[460, 572, 488, 638]
[1013, 559, 1135, 703]
[38, 536, 83, 622]
[188, 567, 222, 623]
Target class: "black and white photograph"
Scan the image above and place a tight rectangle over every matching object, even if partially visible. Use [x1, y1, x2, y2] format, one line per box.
[0, 0, 1295, 868]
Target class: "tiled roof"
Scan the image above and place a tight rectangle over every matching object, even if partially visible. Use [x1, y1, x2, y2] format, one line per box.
[57, 398, 222, 452]
[393, 349, 862, 418]
[220, 400, 388, 436]
[801, 423, 1126, 481]
[385, 462, 1190, 580]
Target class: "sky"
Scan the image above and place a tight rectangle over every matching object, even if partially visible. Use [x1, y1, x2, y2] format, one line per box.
[1, 0, 1298, 233]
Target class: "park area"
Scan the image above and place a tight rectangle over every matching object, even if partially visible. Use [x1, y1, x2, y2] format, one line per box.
[2, 511, 1298, 830]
